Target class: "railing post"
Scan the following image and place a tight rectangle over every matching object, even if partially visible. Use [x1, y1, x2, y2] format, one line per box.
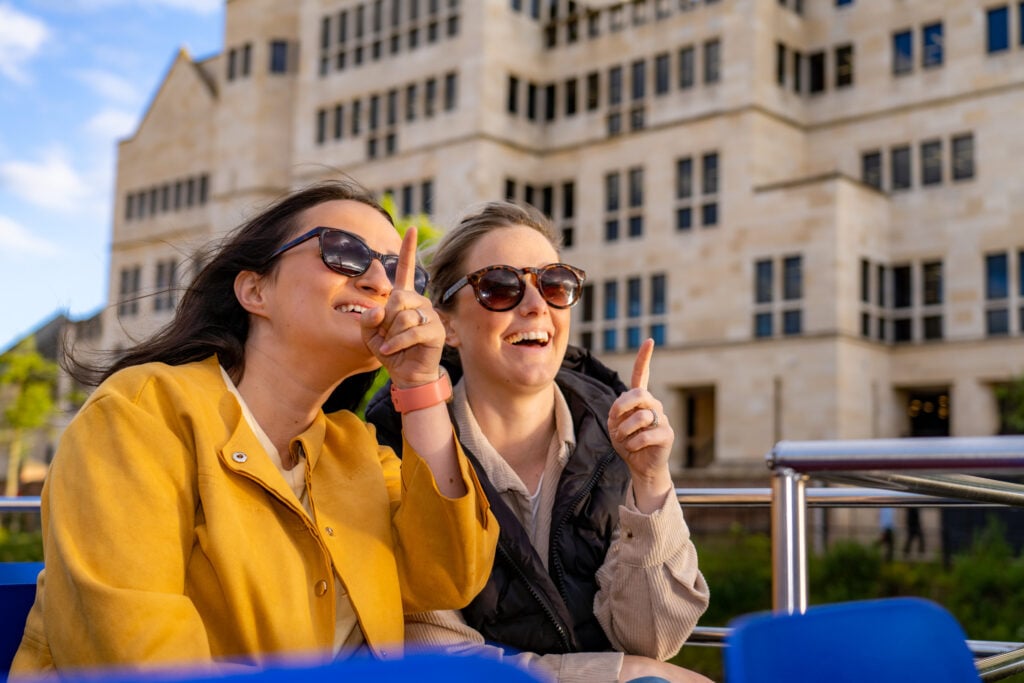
[771, 467, 807, 615]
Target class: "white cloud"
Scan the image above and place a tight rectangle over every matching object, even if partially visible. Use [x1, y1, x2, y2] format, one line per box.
[84, 108, 139, 141]
[0, 148, 97, 214]
[0, 3, 50, 84]
[0, 215, 59, 257]
[74, 69, 144, 107]
[148, 0, 221, 14]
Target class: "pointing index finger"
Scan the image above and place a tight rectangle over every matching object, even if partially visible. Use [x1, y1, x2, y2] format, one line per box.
[631, 338, 654, 391]
[393, 226, 418, 292]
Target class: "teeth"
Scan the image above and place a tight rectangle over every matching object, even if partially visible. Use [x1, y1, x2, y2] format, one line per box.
[337, 304, 368, 314]
[505, 330, 550, 345]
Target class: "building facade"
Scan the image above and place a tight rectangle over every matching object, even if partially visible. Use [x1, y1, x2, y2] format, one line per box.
[101, 0, 1024, 482]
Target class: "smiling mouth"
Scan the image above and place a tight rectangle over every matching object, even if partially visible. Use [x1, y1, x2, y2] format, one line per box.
[335, 303, 369, 314]
[504, 331, 551, 347]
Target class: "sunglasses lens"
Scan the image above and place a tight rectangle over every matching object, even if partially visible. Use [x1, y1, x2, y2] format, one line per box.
[476, 269, 524, 311]
[539, 266, 582, 308]
[321, 230, 371, 277]
[381, 259, 430, 295]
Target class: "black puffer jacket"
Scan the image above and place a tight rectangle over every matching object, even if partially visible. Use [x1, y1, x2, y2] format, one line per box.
[365, 346, 632, 654]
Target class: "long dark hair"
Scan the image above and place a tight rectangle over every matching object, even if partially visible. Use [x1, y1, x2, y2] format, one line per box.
[68, 178, 392, 412]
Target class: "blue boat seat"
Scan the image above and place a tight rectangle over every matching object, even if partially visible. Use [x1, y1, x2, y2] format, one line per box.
[0, 562, 43, 677]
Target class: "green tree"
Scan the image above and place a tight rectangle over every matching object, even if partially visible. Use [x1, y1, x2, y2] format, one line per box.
[995, 375, 1024, 435]
[0, 337, 58, 498]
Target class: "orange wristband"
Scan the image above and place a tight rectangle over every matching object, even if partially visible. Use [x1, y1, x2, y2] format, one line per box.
[390, 370, 453, 413]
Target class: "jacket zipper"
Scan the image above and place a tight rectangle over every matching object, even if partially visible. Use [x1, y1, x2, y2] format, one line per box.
[550, 452, 613, 605]
[498, 543, 573, 652]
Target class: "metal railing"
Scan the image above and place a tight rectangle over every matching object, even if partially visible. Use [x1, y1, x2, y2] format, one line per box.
[767, 435, 1024, 681]
[5, 435, 1024, 679]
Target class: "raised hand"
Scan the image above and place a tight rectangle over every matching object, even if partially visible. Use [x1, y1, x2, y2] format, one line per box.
[606, 338, 675, 513]
[360, 226, 444, 388]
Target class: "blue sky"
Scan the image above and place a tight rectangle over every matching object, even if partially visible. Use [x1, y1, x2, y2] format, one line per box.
[0, 0, 224, 351]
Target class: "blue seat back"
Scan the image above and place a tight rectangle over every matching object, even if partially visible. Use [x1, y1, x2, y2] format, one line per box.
[725, 597, 981, 683]
[0, 562, 43, 677]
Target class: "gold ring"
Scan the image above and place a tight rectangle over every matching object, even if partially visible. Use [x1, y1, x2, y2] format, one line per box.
[416, 308, 429, 325]
[649, 409, 660, 428]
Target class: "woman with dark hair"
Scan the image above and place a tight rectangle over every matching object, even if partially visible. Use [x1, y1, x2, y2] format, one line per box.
[10, 179, 497, 677]
[367, 201, 710, 683]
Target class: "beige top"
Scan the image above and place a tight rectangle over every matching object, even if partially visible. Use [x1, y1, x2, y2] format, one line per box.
[404, 379, 710, 683]
[222, 367, 365, 658]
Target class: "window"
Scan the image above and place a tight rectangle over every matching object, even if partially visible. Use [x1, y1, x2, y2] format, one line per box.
[808, 51, 825, 93]
[986, 251, 1011, 336]
[118, 265, 141, 317]
[862, 150, 882, 189]
[987, 253, 1009, 300]
[444, 72, 458, 111]
[891, 145, 911, 190]
[755, 260, 773, 304]
[987, 6, 1010, 53]
[401, 184, 414, 216]
[676, 157, 693, 200]
[154, 259, 178, 312]
[425, 78, 437, 117]
[227, 48, 237, 81]
[655, 53, 670, 94]
[609, 65, 623, 106]
[703, 39, 720, 84]
[351, 99, 362, 135]
[860, 259, 871, 304]
[921, 139, 942, 186]
[604, 280, 618, 319]
[952, 134, 974, 181]
[776, 43, 787, 86]
[628, 277, 642, 317]
[782, 310, 802, 336]
[783, 256, 802, 300]
[701, 152, 719, 227]
[651, 274, 666, 315]
[526, 82, 538, 120]
[836, 0, 853, 6]
[406, 83, 418, 121]
[835, 44, 853, 87]
[679, 46, 695, 89]
[922, 22, 943, 68]
[241, 44, 252, 77]
[565, 78, 578, 116]
[631, 59, 646, 100]
[586, 71, 600, 110]
[892, 265, 912, 309]
[507, 75, 519, 114]
[316, 109, 327, 144]
[923, 261, 943, 305]
[270, 40, 289, 73]
[421, 180, 433, 214]
[754, 312, 773, 338]
[544, 83, 557, 121]
[627, 175, 644, 234]
[893, 30, 913, 75]
[605, 171, 620, 242]
[369, 95, 380, 131]
[792, 50, 803, 93]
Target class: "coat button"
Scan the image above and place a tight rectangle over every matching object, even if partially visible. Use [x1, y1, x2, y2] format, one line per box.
[231, 452, 247, 463]
[315, 580, 329, 596]
[325, 527, 335, 536]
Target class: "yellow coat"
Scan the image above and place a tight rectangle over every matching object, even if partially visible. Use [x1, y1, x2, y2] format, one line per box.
[11, 357, 497, 675]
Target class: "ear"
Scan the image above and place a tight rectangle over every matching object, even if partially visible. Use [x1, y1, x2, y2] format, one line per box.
[234, 270, 268, 316]
[438, 310, 461, 349]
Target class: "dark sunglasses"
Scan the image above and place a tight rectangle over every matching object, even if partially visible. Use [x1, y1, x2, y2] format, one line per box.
[268, 227, 429, 295]
[441, 263, 586, 312]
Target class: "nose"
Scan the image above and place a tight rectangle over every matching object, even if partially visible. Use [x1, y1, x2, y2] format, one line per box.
[356, 258, 393, 297]
[517, 273, 546, 315]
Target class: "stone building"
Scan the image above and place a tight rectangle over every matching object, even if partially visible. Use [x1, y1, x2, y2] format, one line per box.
[101, 0, 1024, 495]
